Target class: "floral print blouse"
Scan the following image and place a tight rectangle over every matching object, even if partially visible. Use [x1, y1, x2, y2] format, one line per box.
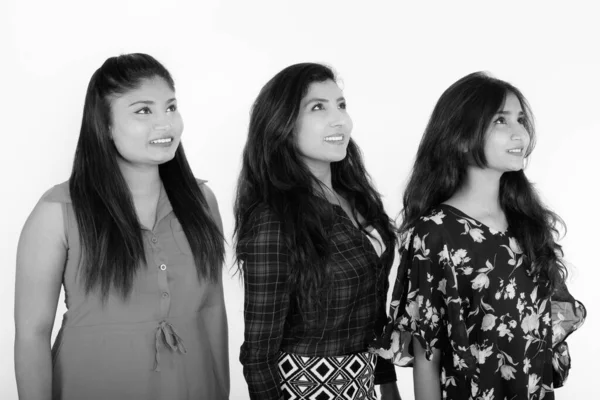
[375, 204, 576, 400]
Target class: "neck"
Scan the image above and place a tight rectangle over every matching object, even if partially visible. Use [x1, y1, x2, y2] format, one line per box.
[306, 161, 333, 192]
[452, 167, 503, 213]
[117, 158, 162, 198]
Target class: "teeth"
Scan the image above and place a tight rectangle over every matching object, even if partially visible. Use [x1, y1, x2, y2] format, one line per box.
[150, 138, 172, 144]
[508, 149, 522, 153]
[324, 135, 343, 142]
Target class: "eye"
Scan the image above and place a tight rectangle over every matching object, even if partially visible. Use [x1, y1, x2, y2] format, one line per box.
[338, 102, 347, 110]
[517, 117, 526, 125]
[167, 104, 177, 112]
[135, 107, 152, 115]
[494, 116, 506, 124]
[311, 103, 324, 111]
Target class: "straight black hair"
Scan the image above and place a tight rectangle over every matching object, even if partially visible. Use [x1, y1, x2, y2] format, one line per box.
[70, 53, 224, 300]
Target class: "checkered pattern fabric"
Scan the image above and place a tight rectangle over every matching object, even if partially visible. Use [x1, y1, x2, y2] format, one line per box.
[277, 351, 376, 400]
[239, 204, 396, 398]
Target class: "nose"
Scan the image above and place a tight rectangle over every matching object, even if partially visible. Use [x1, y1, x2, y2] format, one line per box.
[153, 111, 173, 130]
[153, 123, 171, 130]
[329, 108, 349, 127]
[511, 126, 528, 141]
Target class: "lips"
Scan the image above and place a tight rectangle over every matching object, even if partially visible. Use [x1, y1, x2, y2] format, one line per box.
[507, 148, 523, 154]
[324, 134, 345, 143]
[149, 137, 173, 144]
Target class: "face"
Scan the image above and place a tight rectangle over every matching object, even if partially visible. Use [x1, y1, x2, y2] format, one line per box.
[109, 77, 183, 167]
[482, 92, 531, 173]
[294, 80, 353, 173]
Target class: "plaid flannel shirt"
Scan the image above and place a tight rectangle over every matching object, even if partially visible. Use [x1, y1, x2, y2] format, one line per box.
[239, 204, 396, 399]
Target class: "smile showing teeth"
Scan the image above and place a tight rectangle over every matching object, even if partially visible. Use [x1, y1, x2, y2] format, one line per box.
[150, 138, 173, 144]
[507, 148, 522, 153]
[324, 135, 344, 142]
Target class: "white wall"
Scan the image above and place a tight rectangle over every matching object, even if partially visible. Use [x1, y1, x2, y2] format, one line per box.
[2, 1, 598, 399]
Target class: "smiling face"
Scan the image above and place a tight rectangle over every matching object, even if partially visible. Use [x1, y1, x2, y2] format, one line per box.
[294, 79, 353, 174]
[482, 91, 531, 173]
[109, 77, 183, 167]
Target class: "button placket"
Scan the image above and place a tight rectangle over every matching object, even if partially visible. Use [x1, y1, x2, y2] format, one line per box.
[151, 222, 171, 319]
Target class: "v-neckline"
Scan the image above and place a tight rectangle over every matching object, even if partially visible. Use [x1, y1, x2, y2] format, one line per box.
[439, 203, 509, 236]
[331, 203, 385, 256]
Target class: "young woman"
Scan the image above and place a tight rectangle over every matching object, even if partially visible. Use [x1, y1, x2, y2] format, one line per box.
[372, 72, 586, 400]
[14, 53, 229, 400]
[235, 63, 402, 400]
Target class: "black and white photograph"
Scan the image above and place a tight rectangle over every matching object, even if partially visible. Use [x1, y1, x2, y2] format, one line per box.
[2, 1, 598, 399]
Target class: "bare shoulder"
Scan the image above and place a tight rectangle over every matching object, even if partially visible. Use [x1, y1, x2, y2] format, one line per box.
[15, 189, 69, 335]
[198, 181, 219, 209]
[196, 180, 223, 232]
[20, 188, 67, 248]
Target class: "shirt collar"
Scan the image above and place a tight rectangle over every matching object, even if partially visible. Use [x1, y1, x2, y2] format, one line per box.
[154, 183, 174, 226]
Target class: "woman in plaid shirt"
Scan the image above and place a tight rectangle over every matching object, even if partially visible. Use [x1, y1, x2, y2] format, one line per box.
[234, 63, 401, 400]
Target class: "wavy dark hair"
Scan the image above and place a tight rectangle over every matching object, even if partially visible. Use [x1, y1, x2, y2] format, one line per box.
[70, 53, 224, 300]
[401, 71, 567, 294]
[234, 62, 396, 322]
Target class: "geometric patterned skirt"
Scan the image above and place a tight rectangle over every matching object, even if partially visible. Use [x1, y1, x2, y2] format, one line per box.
[277, 351, 377, 400]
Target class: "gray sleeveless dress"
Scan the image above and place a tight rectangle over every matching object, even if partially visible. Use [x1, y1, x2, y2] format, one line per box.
[45, 181, 229, 400]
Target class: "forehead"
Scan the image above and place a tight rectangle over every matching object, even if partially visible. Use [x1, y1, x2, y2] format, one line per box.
[500, 92, 523, 112]
[303, 79, 342, 99]
[111, 77, 174, 105]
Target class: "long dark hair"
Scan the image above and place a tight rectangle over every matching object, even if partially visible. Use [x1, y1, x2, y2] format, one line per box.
[234, 63, 396, 321]
[70, 53, 224, 300]
[401, 71, 567, 294]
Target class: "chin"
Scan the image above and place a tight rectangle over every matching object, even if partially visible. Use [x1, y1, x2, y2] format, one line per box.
[328, 150, 348, 163]
[509, 163, 525, 172]
[151, 152, 177, 165]
[159, 155, 177, 165]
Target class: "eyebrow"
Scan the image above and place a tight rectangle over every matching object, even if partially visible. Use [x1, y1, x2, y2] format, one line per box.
[303, 96, 345, 106]
[495, 110, 524, 115]
[128, 98, 177, 107]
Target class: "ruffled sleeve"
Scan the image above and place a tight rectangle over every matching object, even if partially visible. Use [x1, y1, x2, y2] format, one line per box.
[398, 223, 452, 360]
[551, 282, 587, 388]
[374, 211, 476, 374]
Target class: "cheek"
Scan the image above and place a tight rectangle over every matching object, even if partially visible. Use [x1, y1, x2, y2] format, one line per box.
[484, 133, 505, 153]
[345, 117, 354, 133]
[295, 129, 312, 156]
[171, 114, 184, 137]
[295, 120, 320, 150]
[481, 138, 494, 156]
[111, 121, 150, 153]
[524, 134, 532, 149]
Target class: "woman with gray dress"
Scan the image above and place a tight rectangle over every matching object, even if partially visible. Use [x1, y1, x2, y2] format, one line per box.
[14, 53, 229, 400]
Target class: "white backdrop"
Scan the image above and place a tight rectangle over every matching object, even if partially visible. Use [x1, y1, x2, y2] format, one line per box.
[2, 1, 599, 399]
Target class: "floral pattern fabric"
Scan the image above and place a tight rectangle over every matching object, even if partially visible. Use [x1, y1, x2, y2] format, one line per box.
[376, 205, 560, 400]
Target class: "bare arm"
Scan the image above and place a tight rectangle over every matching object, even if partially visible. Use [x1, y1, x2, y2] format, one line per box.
[412, 337, 441, 400]
[14, 199, 67, 400]
[199, 184, 230, 398]
[199, 274, 229, 398]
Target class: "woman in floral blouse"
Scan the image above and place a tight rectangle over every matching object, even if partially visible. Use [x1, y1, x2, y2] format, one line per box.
[373, 72, 585, 400]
